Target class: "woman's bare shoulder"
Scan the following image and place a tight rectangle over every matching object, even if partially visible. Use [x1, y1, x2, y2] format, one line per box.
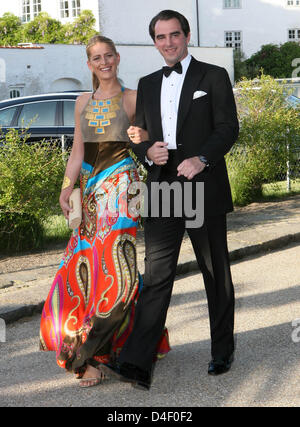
[123, 88, 137, 99]
[123, 88, 137, 107]
[76, 92, 92, 103]
[75, 92, 92, 112]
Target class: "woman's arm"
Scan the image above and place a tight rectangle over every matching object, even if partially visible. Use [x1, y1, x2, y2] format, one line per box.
[59, 94, 86, 219]
[123, 88, 149, 143]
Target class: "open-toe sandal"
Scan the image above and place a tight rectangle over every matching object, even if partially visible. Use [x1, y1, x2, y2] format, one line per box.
[79, 365, 108, 388]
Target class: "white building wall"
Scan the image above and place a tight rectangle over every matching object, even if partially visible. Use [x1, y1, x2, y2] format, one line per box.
[0, 0, 20, 18]
[98, 0, 199, 46]
[2, 1, 300, 59]
[0, 44, 91, 100]
[98, 0, 300, 58]
[198, 0, 300, 57]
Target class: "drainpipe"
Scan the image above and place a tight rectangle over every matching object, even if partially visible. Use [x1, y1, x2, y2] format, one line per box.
[195, 0, 200, 46]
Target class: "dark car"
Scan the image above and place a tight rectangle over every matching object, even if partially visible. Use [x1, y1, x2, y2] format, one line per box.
[0, 92, 83, 147]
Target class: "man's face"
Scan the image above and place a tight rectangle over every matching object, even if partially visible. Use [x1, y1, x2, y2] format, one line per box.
[153, 18, 190, 66]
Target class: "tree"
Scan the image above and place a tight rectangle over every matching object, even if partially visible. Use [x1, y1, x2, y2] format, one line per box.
[23, 12, 63, 44]
[0, 13, 24, 46]
[234, 49, 250, 82]
[0, 9, 98, 46]
[61, 10, 97, 44]
[245, 42, 300, 79]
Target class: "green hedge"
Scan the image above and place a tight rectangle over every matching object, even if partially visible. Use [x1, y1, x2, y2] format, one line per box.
[227, 74, 300, 205]
[0, 129, 66, 252]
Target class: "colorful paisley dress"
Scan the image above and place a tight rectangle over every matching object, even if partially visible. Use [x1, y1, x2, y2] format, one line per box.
[39, 89, 170, 375]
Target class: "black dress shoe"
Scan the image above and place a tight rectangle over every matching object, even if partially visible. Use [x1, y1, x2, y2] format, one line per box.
[208, 355, 234, 376]
[102, 362, 152, 390]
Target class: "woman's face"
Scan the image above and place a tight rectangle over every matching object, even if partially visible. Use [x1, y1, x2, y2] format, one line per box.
[87, 42, 120, 81]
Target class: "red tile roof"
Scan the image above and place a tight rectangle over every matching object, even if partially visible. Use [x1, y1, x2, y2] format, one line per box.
[0, 45, 44, 49]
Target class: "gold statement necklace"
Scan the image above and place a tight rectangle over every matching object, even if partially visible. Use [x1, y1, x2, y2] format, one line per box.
[85, 87, 125, 135]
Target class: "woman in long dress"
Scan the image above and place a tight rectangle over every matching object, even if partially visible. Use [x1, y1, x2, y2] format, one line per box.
[40, 35, 170, 388]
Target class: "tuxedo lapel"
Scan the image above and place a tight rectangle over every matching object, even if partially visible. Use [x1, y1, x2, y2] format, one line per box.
[176, 57, 206, 137]
[148, 70, 164, 140]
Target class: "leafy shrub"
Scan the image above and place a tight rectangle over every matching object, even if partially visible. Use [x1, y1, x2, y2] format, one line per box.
[0, 10, 97, 46]
[0, 129, 66, 252]
[0, 13, 23, 46]
[0, 211, 44, 253]
[227, 73, 300, 205]
[24, 12, 63, 44]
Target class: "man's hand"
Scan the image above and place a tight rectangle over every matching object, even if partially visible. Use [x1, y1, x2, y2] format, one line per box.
[147, 142, 169, 165]
[177, 156, 206, 180]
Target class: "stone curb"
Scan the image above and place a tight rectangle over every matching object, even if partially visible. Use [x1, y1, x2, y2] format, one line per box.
[1, 302, 45, 325]
[175, 232, 300, 276]
[1, 232, 300, 325]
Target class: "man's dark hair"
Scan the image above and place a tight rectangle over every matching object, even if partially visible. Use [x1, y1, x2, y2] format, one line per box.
[149, 10, 190, 41]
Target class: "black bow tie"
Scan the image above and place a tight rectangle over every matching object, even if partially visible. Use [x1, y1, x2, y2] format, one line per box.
[162, 62, 183, 77]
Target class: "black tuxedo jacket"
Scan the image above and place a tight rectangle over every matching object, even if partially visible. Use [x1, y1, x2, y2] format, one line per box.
[131, 56, 239, 217]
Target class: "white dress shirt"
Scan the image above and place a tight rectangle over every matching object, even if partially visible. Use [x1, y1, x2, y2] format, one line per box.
[160, 54, 191, 150]
[145, 54, 192, 165]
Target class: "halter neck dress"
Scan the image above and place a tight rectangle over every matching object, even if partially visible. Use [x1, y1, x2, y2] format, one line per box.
[40, 89, 170, 374]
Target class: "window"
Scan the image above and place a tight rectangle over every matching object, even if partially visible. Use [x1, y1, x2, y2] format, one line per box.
[287, 0, 300, 6]
[17, 101, 57, 127]
[10, 90, 20, 99]
[22, 0, 42, 22]
[288, 29, 300, 41]
[72, 0, 81, 17]
[22, 0, 31, 22]
[9, 85, 24, 99]
[33, 0, 42, 17]
[60, 0, 70, 18]
[224, 0, 241, 8]
[0, 107, 18, 127]
[60, 0, 81, 19]
[63, 101, 75, 126]
[225, 31, 242, 50]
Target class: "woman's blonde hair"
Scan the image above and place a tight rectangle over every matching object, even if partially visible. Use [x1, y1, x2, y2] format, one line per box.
[86, 34, 118, 91]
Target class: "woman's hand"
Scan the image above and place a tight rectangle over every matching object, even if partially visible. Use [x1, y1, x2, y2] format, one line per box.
[59, 186, 74, 220]
[127, 126, 149, 144]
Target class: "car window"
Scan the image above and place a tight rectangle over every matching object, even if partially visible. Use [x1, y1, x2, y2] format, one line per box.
[0, 106, 18, 126]
[17, 101, 57, 127]
[287, 95, 300, 108]
[63, 101, 75, 126]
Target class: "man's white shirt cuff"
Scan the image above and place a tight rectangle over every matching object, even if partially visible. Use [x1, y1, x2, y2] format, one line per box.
[145, 156, 153, 166]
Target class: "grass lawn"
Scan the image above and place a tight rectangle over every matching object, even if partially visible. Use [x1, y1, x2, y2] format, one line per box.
[261, 179, 300, 200]
[42, 214, 71, 246]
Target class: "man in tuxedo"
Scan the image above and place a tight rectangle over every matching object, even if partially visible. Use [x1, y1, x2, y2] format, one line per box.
[105, 9, 239, 390]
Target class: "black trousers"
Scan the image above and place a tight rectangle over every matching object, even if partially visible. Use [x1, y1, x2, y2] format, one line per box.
[119, 152, 235, 371]
[119, 215, 235, 371]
